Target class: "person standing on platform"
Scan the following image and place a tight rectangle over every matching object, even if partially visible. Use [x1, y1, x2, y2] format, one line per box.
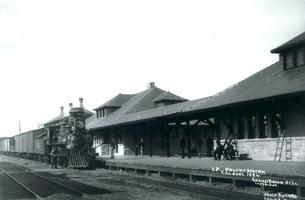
[179, 136, 186, 159]
[110, 141, 115, 159]
[195, 136, 203, 158]
[159, 136, 165, 157]
[206, 135, 214, 157]
[139, 138, 145, 158]
[50, 147, 58, 169]
[223, 139, 229, 160]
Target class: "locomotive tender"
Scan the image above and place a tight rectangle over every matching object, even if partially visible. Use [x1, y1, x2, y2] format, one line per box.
[0, 98, 95, 168]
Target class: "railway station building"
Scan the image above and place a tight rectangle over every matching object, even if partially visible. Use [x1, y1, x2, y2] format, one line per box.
[87, 31, 305, 161]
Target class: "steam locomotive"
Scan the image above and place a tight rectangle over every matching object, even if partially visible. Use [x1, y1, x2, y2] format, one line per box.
[0, 98, 96, 169]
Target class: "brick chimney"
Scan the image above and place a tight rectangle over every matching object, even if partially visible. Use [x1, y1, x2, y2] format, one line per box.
[79, 97, 84, 108]
[60, 106, 64, 118]
[147, 82, 155, 89]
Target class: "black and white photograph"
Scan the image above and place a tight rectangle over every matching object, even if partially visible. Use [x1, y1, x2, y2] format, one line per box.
[0, 0, 305, 199]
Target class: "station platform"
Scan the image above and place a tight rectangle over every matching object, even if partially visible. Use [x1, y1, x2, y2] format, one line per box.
[101, 156, 305, 177]
[98, 155, 305, 197]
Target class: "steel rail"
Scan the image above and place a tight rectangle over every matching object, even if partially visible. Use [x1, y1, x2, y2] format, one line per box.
[2, 163, 101, 200]
[0, 167, 43, 200]
[13, 163, 224, 200]
[2, 161, 261, 200]
[14, 163, 101, 200]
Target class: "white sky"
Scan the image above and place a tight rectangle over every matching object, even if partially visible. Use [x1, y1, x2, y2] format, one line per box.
[0, 0, 305, 137]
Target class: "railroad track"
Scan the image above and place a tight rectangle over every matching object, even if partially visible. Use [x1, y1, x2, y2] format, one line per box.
[85, 170, 264, 200]
[0, 161, 264, 200]
[0, 162, 102, 200]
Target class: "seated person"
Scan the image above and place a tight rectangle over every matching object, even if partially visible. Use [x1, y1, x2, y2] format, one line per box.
[213, 139, 224, 160]
[224, 142, 235, 160]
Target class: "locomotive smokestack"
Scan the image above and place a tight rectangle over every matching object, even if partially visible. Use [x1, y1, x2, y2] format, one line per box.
[69, 103, 73, 109]
[60, 106, 64, 118]
[79, 98, 84, 108]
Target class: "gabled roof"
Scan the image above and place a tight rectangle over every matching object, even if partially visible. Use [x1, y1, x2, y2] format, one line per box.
[86, 86, 190, 129]
[91, 86, 167, 118]
[190, 61, 305, 112]
[153, 91, 188, 103]
[86, 96, 211, 130]
[87, 61, 305, 130]
[271, 31, 305, 53]
[125, 87, 166, 114]
[44, 115, 65, 126]
[94, 94, 135, 110]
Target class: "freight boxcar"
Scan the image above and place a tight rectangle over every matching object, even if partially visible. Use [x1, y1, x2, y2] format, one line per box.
[34, 133, 46, 154]
[22, 131, 30, 153]
[3, 137, 15, 152]
[14, 134, 22, 153]
[33, 129, 47, 161]
[0, 137, 14, 152]
[0, 138, 6, 152]
[0, 139, 2, 151]
[9, 137, 15, 152]
[0, 137, 13, 158]
[13, 128, 45, 160]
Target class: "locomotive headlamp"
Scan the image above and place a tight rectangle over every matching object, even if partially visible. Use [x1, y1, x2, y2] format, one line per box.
[76, 120, 85, 129]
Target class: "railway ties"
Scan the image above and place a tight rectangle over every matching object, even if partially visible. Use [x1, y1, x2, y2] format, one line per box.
[0, 162, 101, 200]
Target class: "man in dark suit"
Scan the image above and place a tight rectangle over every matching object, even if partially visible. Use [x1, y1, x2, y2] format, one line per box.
[179, 136, 186, 159]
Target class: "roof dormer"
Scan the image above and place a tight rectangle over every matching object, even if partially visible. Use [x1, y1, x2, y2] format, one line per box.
[271, 32, 305, 71]
[94, 93, 134, 118]
[153, 91, 188, 107]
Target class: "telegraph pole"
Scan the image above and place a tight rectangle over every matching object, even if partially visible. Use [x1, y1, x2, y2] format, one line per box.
[19, 120, 21, 134]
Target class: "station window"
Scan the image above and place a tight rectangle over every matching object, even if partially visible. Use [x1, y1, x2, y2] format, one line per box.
[296, 47, 305, 66]
[285, 51, 294, 69]
[272, 113, 283, 138]
[237, 117, 245, 139]
[284, 46, 305, 70]
[262, 114, 268, 138]
[96, 109, 106, 118]
[249, 115, 256, 139]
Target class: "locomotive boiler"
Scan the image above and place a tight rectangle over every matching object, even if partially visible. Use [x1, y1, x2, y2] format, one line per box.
[66, 105, 95, 168]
